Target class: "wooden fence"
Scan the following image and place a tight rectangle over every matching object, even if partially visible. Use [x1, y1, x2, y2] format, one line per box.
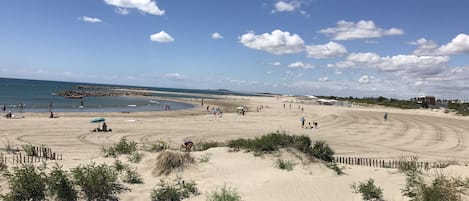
[0, 146, 63, 165]
[334, 156, 446, 169]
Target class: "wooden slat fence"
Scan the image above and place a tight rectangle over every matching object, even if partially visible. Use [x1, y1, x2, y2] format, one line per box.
[334, 156, 447, 169]
[0, 146, 63, 165]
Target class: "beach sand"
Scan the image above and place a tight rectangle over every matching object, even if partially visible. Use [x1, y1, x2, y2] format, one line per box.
[1, 95, 469, 200]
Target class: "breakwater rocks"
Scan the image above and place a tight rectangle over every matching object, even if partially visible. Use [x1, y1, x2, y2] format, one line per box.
[56, 85, 151, 98]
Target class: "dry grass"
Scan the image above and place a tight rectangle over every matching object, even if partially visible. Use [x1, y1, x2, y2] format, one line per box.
[154, 150, 194, 176]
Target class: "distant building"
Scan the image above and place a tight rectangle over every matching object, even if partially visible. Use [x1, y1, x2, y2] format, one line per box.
[416, 96, 436, 108]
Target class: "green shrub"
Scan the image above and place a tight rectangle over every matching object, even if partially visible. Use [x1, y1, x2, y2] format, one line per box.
[122, 166, 143, 184]
[72, 163, 127, 201]
[227, 132, 312, 154]
[148, 140, 169, 152]
[1, 164, 47, 201]
[275, 158, 294, 171]
[402, 171, 469, 201]
[0, 153, 7, 171]
[206, 184, 242, 201]
[47, 164, 77, 201]
[327, 162, 344, 175]
[0, 162, 7, 172]
[155, 150, 194, 176]
[128, 151, 143, 163]
[197, 153, 212, 163]
[102, 138, 137, 158]
[398, 157, 421, 175]
[21, 144, 36, 156]
[151, 178, 199, 201]
[351, 178, 384, 201]
[311, 141, 334, 162]
[113, 159, 127, 172]
[193, 141, 223, 151]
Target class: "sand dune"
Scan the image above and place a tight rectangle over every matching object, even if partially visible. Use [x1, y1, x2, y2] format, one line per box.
[1, 95, 469, 200]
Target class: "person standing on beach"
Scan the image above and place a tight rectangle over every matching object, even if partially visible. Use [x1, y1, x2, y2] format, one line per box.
[2, 105, 5, 111]
[384, 112, 388, 121]
[301, 116, 306, 128]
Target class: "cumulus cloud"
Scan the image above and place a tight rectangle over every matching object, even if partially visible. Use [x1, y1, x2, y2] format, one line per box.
[331, 52, 449, 76]
[211, 32, 223, 39]
[239, 29, 305, 55]
[79, 16, 102, 23]
[306, 41, 348, 58]
[287, 61, 315, 69]
[437, 34, 469, 55]
[410, 38, 439, 56]
[358, 75, 374, 83]
[150, 31, 174, 43]
[319, 20, 404, 40]
[410, 34, 469, 56]
[104, 0, 164, 15]
[273, 1, 298, 12]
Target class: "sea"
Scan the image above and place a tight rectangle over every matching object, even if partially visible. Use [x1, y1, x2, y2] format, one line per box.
[0, 77, 253, 113]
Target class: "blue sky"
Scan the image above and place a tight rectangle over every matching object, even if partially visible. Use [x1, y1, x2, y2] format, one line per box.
[1, 0, 469, 99]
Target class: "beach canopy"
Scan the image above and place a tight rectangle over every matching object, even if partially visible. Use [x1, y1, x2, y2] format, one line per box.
[90, 117, 105, 123]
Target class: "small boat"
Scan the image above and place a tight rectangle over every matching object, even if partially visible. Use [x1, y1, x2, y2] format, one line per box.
[65, 95, 84, 99]
[127, 104, 137, 107]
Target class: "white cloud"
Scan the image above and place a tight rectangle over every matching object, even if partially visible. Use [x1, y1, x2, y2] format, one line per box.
[438, 34, 469, 55]
[410, 38, 439, 55]
[239, 29, 304, 55]
[164, 73, 182, 80]
[287, 61, 315, 69]
[318, 20, 404, 40]
[150, 31, 174, 43]
[358, 75, 374, 83]
[115, 7, 130, 15]
[211, 32, 223, 39]
[331, 52, 449, 77]
[79, 16, 102, 23]
[104, 0, 164, 15]
[273, 1, 297, 12]
[269, 62, 281, 66]
[306, 41, 348, 58]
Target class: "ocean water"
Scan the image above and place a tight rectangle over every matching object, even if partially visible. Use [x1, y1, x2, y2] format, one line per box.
[0, 77, 246, 112]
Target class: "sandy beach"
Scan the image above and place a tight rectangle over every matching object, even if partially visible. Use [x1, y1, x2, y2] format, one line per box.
[2, 95, 469, 201]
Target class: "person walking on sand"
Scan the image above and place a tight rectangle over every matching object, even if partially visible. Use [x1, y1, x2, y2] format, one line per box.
[2, 104, 5, 111]
[384, 112, 388, 121]
[301, 116, 306, 128]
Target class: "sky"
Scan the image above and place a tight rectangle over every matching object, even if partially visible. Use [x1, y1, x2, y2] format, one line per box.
[1, 0, 469, 99]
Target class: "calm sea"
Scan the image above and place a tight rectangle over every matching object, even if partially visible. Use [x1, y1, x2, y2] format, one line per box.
[0, 77, 250, 112]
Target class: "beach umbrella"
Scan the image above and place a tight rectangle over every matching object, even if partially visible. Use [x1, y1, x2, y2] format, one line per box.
[90, 117, 105, 123]
[236, 106, 244, 110]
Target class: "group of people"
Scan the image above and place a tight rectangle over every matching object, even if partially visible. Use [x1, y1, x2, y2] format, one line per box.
[91, 122, 112, 132]
[301, 116, 318, 129]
